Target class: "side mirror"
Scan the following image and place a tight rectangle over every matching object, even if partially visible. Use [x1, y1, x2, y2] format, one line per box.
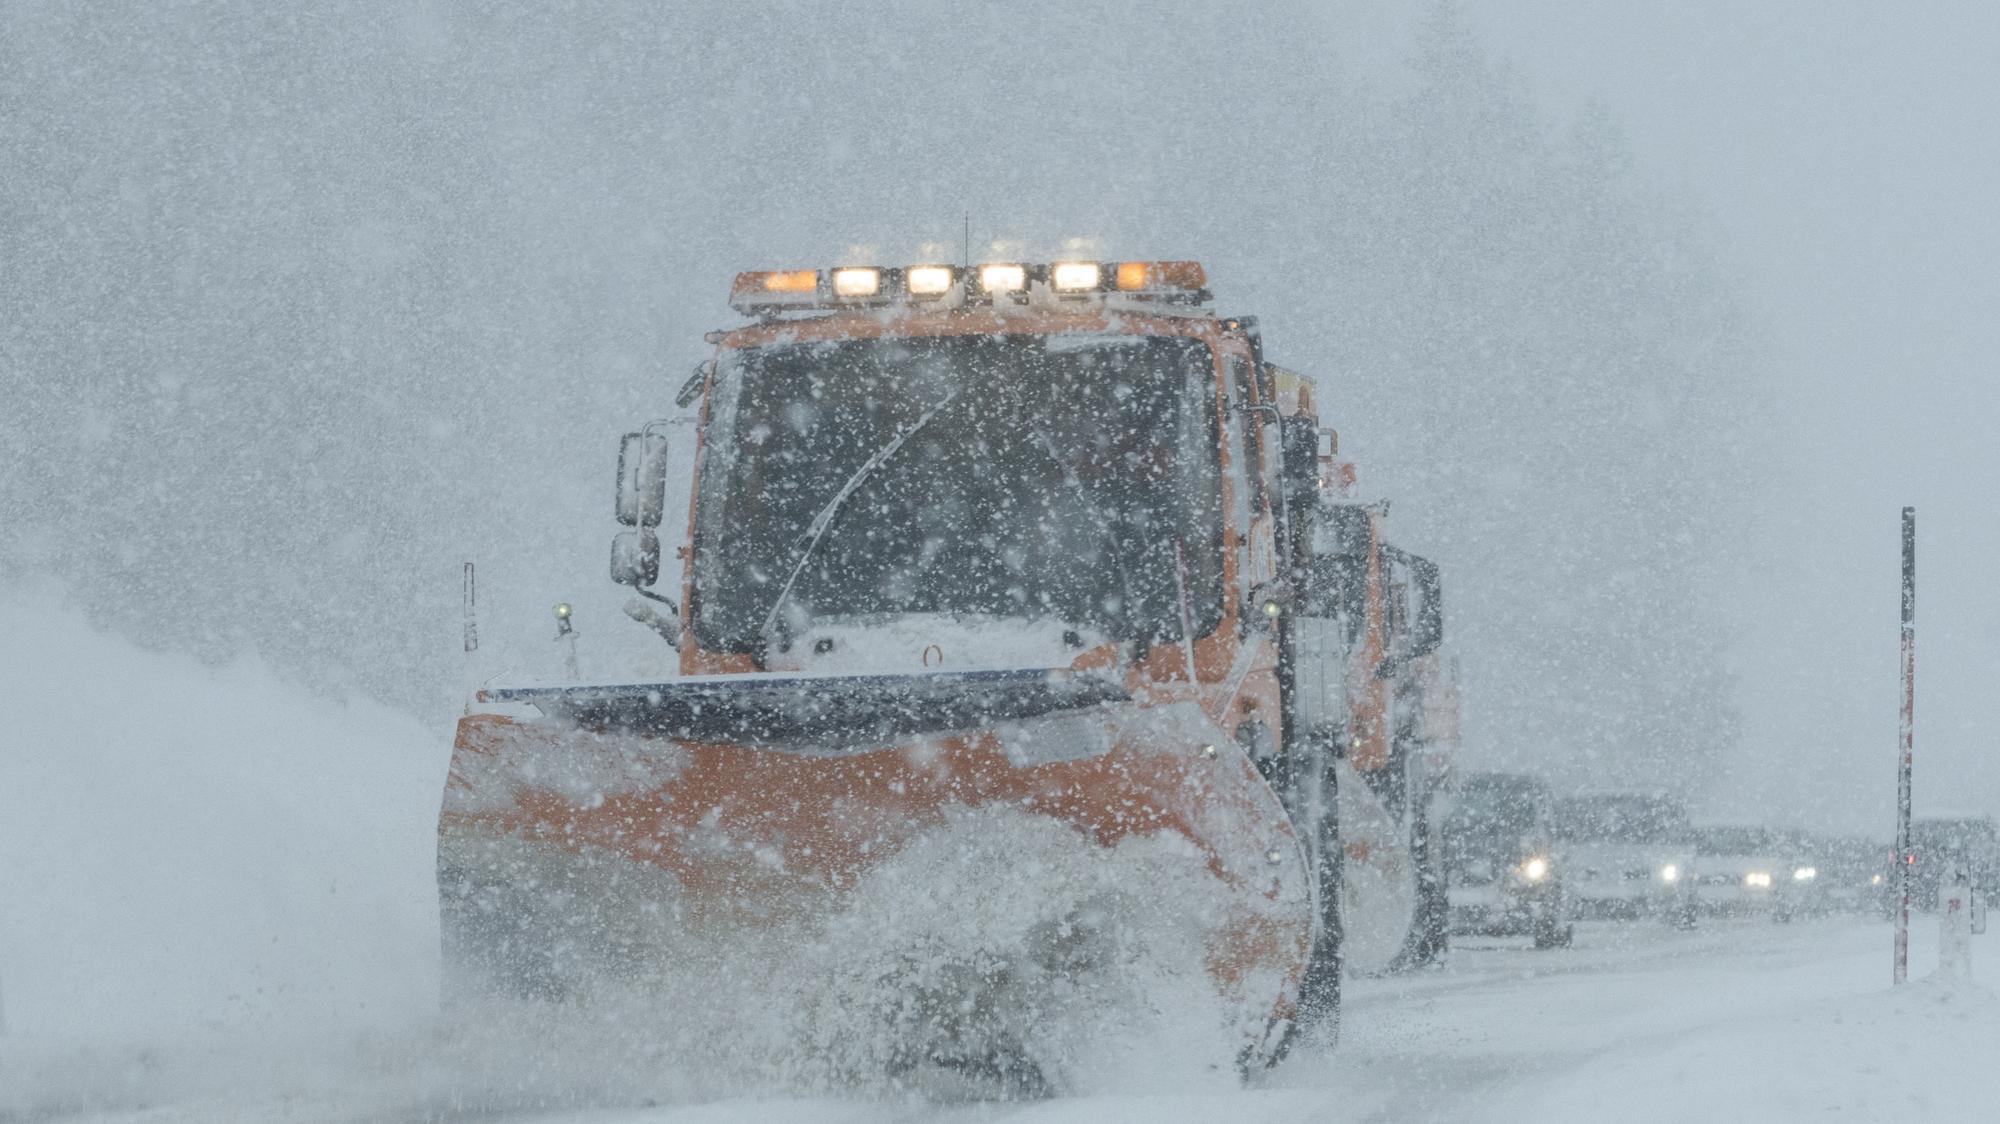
[1313, 501, 1374, 558]
[1382, 546, 1443, 659]
[1407, 553, 1443, 658]
[615, 428, 670, 527]
[1256, 414, 1285, 508]
[610, 529, 660, 587]
[1279, 415, 1320, 507]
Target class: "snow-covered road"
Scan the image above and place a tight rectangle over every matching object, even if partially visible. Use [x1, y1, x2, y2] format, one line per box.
[546, 918, 1997, 1124]
[1317, 918, 1997, 1121]
[8, 918, 1992, 1122]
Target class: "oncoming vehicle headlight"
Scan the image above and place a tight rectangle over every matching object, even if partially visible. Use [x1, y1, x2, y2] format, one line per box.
[1744, 871, 1773, 889]
[1659, 863, 1680, 884]
[1520, 856, 1550, 883]
[1793, 866, 1817, 882]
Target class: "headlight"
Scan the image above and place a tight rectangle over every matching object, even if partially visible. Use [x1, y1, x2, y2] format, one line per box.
[1744, 871, 1772, 889]
[1871, 874, 1884, 886]
[1660, 863, 1680, 884]
[1793, 866, 1817, 882]
[1521, 856, 1550, 883]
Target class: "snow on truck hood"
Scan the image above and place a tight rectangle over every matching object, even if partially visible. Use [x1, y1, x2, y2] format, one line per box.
[482, 665, 1130, 747]
[480, 615, 1139, 745]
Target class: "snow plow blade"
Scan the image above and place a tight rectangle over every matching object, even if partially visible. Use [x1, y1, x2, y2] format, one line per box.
[438, 668, 1315, 1086]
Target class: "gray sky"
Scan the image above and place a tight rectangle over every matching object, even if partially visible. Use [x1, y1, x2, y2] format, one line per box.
[1429, 2, 2000, 831]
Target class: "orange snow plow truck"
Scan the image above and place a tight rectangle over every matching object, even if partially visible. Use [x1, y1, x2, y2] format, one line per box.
[439, 259, 1456, 1092]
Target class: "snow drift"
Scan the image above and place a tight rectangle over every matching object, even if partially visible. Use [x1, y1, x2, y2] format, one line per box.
[0, 586, 448, 1047]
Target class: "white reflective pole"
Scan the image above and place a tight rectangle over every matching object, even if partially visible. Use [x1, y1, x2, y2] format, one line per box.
[1940, 861, 1971, 979]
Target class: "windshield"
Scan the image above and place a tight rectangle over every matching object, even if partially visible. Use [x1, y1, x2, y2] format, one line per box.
[691, 332, 1224, 654]
[1446, 776, 1545, 840]
[1698, 827, 1783, 855]
[1554, 796, 1689, 844]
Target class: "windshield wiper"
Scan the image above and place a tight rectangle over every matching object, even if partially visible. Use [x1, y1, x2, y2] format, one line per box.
[759, 388, 963, 644]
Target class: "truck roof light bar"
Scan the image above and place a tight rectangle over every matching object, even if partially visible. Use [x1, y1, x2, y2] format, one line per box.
[728, 260, 1209, 315]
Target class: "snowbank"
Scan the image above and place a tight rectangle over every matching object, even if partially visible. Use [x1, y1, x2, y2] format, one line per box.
[0, 586, 449, 1045]
[1504, 947, 2000, 1121]
[1315, 919, 2000, 1124]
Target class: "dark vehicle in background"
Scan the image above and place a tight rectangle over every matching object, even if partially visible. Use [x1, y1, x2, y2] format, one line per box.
[1443, 772, 1572, 949]
[1554, 794, 1698, 927]
[1693, 826, 1818, 922]
[1909, 817, 2000, 911]
[1810, 835, 1895, 916]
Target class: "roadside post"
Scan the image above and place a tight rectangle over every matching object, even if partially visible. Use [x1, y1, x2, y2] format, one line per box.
[1939, 861, 1972, 979]
[462, 561, 479, 714]
[1894, 507, 1915, 986]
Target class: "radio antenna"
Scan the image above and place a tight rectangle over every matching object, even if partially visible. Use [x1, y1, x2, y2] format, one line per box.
[963, 213, 971, 268]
